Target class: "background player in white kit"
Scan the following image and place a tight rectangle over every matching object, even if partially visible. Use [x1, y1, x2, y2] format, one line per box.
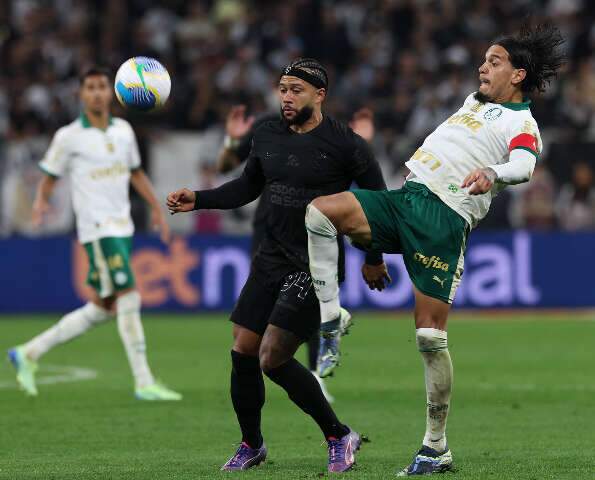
[8, 67, 181, 401]
[305, 24, 565, 475]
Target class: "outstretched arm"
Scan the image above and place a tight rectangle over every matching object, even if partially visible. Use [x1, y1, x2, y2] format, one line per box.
[167, 156, 265, 213]
[130, 168, 171, 244]
[32, 174, 58, 227]
[461, 149, 536, 195]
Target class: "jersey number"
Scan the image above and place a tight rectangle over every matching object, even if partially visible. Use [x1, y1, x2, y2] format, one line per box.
[412, 149, 442, 171]
[281, 272, 313, 300]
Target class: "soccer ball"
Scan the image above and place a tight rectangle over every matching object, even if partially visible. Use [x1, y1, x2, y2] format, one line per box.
[114, 56, 171, 112]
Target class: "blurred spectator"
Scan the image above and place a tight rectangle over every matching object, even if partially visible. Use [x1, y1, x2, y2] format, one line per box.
[555, 162, 595, 230]
[509, 165, 558, 230]
[0, 0, 594, 234]
[193, 163, 222, 234]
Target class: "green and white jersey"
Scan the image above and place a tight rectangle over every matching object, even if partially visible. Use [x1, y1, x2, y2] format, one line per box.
[406, 92, 541, 228]
[39, 113, 141, 243]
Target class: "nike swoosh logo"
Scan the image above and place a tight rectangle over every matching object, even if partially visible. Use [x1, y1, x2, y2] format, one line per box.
[345, 437, 354, 464]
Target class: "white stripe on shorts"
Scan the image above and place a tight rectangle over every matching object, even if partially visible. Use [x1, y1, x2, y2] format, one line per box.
[92, 240, 114, 298]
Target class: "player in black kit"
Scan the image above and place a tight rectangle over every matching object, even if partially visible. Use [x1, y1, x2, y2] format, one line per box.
[216, 104, 376, 401]
[167, 58, 389, 473]
[215, 108, 335, 401]
[215, 108, 277, 256]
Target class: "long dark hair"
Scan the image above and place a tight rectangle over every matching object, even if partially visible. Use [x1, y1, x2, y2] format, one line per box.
[496, 22, 566, 93]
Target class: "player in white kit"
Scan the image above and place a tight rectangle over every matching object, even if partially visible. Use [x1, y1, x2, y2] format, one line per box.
[8, 67, 181, 401]
[305, 24, 564, 475]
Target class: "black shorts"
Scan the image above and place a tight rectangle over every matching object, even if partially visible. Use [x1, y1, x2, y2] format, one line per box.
[230, 260, 321, 341]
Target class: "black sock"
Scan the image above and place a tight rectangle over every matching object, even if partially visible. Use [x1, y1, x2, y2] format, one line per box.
[230, 350, 265, 448]
[264, 358, 349, 439]
[306, 330, 320, 371]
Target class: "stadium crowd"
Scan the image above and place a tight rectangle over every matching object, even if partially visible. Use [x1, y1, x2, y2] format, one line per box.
[1, 0, 595, 236]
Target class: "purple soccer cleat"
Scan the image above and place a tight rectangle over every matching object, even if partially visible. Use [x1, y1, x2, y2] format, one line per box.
[327, 428, 361, 473]
[221, 442, 267, 471]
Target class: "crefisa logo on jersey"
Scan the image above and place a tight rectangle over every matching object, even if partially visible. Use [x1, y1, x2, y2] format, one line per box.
[484, 107, 503, 121]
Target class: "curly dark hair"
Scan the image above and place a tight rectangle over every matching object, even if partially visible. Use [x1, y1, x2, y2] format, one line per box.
[495, 22, 566, 93]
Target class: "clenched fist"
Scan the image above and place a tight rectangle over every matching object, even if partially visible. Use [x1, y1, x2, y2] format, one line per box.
[166, 188, 196, 214]
[461, 167, 497, 195]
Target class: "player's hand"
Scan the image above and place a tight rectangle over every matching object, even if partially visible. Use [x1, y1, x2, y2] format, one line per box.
[166, 188, 196, 214]
[151, 207, 171, 244]
[31, 199, 50, 227]
[350, 108, 375, 142]
[362, 262, 392, 291]
[226, 105, 255, 140]
[461, 167, 497, 195]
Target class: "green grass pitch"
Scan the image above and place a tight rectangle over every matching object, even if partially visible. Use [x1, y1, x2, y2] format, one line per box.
[1, 313, 594, 479]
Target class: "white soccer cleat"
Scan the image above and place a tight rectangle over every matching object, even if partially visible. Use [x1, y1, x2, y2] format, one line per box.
[8, 346, 38, 396]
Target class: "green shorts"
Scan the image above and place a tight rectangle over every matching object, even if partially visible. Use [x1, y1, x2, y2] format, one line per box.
[83, 237, 135, 298]
[352, 182, 470, 304]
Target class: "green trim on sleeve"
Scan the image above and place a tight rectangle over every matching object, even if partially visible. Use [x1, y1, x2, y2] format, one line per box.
[511, 145, 539, 160]
[130, 166, 142, 172]
[38, 164, 60, 178]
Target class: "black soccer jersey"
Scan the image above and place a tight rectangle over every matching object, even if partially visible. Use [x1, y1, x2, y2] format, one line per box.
[196, 115, 386, 276]
[234, 113, 279, 241]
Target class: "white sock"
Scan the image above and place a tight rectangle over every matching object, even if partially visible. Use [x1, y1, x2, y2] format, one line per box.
[416, 328, 452, 452]
[306, 204, 341, 324]
[116, 291, 154, 389]
[24, 303, 111, 361]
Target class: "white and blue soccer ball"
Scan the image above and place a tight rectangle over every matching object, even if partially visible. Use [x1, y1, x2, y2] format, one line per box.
[114, 56, 171, 112]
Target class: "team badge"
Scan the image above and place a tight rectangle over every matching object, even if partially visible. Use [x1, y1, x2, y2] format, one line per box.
[114, 271, 128, 285]
[484, 107, 503, 121]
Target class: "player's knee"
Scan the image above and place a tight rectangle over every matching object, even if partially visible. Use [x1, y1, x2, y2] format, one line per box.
[258, 348, 276, 373]
[306, 201, 337, 237]
[83, 302, 111, 326]
[233, 339, 260, 357]
[416, 328, 448, 353]
[232, 325, 261, 356]
[414, 304, 448, 331]
[116, 290, 142, 314]
[310, 193, 331, 209]
[259, 344, 287, 373]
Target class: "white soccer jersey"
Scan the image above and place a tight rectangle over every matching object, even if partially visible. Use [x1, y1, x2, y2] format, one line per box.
[406, 92, 541, 227]
[39, 114, 141, 243]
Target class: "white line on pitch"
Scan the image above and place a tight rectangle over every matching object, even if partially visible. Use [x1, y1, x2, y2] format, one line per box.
[0, 364, 97, 389]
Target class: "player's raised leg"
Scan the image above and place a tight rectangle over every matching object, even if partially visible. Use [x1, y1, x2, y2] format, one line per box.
[397, 289, 454, 476]
[306, 192, 388, 377]
[8, 301, 112, 396]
